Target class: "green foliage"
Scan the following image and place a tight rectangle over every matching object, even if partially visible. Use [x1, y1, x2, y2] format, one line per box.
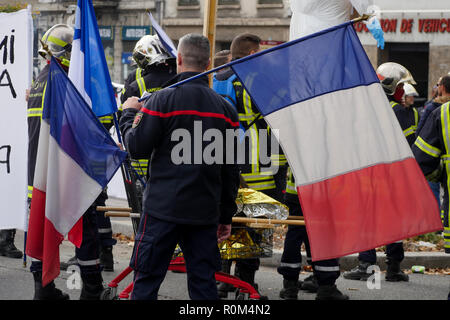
[409, 232, 443, 244]
[0, 3, 27, 13]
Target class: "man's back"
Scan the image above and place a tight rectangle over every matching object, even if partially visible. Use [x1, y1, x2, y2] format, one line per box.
[121, 72, 239, 225]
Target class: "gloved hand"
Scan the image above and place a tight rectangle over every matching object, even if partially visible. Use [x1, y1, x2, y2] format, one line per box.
[365, 16, 385, 50]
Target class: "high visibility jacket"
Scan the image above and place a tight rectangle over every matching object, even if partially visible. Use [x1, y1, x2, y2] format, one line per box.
[412, 101, 450, 254]
[27, 65, 50, 199]
[120, 63, 176, 178]
[285, 166, 299, 203]
[214, 68, 286, 191]
[391, 100, 419, 147]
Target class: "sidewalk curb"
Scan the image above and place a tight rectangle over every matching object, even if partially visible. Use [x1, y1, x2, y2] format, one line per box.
[261, 250, 450, 271]
[111, 220, 449, 271]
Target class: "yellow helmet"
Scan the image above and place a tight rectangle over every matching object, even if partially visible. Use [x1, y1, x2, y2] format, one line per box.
[376, 62, 416, 95]
[38, 24, 74, 67]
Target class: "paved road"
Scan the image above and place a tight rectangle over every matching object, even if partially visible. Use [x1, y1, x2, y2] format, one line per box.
[0, 231, 448, 301]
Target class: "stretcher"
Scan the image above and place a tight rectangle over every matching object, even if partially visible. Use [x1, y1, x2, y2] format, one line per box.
[97, 207, 305, 300]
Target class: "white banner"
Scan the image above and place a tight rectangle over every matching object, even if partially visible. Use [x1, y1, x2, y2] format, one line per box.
[0, 7, 33, 230]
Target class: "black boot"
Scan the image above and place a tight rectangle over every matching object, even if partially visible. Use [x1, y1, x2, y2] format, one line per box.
[80, 273, 104, 300]
[342, 261, 373, 281]
[235, 267, 268, 300]
[0, 229, 23, 259]
[385, 260, 409, 282]
[300, 274, 319, 293]
[217, 260, 235, 298]
[32, 272, 70, 300]
[99, 246, 114, 272]
[279, 279, 299, 300]
[316, 285, 349, 301]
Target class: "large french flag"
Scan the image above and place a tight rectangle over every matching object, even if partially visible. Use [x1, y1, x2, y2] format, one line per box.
[230, 21, 443, 261]
[26, 58, 126, 286]
[68, 0, 117, 117]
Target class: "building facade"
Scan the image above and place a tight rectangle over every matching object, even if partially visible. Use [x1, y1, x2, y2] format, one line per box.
[27, 0, 449, 104]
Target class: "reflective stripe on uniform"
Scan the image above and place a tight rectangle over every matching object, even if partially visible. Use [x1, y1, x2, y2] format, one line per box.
[279, 262, 302, 269]
[137, 76, 146, 97]
[28, 82, 47, 119]
[99, 115, 113, 124]
[314, 265, 340, 272]
[444, 227, 450, 249]
[77, 258, 100, 266]
[414, 136, 441, 158]
[245, 181, 276, 191]
[286, 167, 297, 195]
[28, 186, 33, 199]
[98, 228, 112, 234]
[27, 108, 43, 117]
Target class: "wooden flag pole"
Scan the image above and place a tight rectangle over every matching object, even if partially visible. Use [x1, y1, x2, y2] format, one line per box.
[203, 0, 218, 86]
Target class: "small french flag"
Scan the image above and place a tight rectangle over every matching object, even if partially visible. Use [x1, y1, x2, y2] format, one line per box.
[26, 58, 126, 286]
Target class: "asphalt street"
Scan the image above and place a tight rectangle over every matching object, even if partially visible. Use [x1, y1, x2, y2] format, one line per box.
[0, 230, 448, 301]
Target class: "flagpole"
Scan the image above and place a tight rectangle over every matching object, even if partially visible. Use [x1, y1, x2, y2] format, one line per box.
[138, 15, 372, 103]
[203, 0, 218, 87]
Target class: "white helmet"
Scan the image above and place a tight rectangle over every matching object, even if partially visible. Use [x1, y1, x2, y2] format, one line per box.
[38, 24, 74, 67]
[376, 62, 416, 95]
[132, 35, 172, 69]
[403, 83, 418, 97]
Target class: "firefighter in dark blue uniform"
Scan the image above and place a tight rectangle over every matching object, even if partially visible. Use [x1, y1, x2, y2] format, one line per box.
[344, 62, 416, 283]
[28, 25, 105, 300]
[120, 33, 240, 300]
[278, 167, 348, 300]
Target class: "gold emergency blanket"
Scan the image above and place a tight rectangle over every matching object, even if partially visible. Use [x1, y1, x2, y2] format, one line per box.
[235, 188, 289, 220]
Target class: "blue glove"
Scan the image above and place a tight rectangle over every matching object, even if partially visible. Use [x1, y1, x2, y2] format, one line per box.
[366, 17, 385, 50]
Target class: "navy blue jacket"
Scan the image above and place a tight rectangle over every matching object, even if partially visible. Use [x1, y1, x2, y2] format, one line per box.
[120, 72, 240, 225]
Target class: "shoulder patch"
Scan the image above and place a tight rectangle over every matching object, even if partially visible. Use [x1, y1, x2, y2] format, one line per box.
[132, 112, 144, 128]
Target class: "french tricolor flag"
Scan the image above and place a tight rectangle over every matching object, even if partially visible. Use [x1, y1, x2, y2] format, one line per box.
[26, 58, 126, 286]
[68, 0, 118, 118]
[230, 21, 443, 261]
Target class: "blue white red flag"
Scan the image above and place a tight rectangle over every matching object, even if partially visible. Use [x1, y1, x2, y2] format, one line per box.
[68, 0, 117, 117]
[231, 21, 442, 261]
[26, 58, 126, 285]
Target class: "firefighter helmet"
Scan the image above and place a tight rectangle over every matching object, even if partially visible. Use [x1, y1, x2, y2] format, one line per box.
[38, 24, 74, 67]
[376, 62, 416, 95]
[132, 35, 172, 69]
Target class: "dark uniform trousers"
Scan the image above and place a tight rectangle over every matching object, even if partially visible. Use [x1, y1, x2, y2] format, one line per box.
[30, 203, 102, 275]
[130, 215, 221, 300]
[95, 189, 117, 248]
[277, 197, 340, 286]
[358, 243, 404, 265]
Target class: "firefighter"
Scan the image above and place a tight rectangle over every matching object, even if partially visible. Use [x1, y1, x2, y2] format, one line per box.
[212, 33, 287, 298]
[412, 75, 450, 297]
[278, 167, 348, 300]
[28, 24, 105, 300]
[120, 33, 239, 300]
[120, 34, 176, 181]
[343, 62, 415, 282]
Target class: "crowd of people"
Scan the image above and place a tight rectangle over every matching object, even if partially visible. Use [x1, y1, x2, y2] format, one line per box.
[0, 21, 448, 301]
